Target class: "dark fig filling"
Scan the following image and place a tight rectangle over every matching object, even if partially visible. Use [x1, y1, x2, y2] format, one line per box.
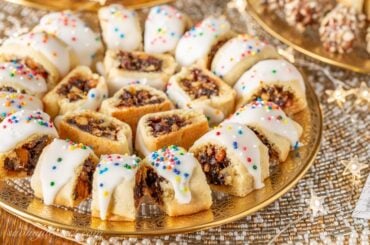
[3, 135, 51, 175]
[67, 115, 120, 141]
[57, 76, 98, 102]
[147, 115, 189, 137]
[207, 39, 228, 68]
[193, 145, 231, 185]
[0, 86, 26, 94]
[249, 127, 280, 162]
[74, 157, 96, 201]
[134, 166, 165, 207]
[179, 68, 219, 99]
[117, 51, 163, 72]
[252, 86, 294, 109]
[116, 88, 164, 108]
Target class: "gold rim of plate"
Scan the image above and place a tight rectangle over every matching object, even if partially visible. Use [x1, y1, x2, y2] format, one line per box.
[247, 0, 370, 74]
[0, 76, 322, 236]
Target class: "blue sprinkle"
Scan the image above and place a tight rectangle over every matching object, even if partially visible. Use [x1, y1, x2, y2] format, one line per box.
[114, 162, 119, 166]
[233, 141, 238, 149]
[184, 173, 189, 178]
[99, 183, 104, 187]
[52, 166, 57, 170]
[238, 129, 243, 135]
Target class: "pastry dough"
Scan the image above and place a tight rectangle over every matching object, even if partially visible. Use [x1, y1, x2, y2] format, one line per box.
[189, 123, 269, 197]
[31, 138, 99, 207]
[0, 92, 43, 122]
[211, 34, 279, 86]
[175, 16, 232, 67]
[234, 59, 307, 115]
[104, 50, 177, 93]
[144, 5, 190, 54]
[166, 66, 235, 125]
[135, 109, 209, 157]
[2, 31, 76, 78]
[135, 145, 212, 216]
[34, 11, 103, 67]
[100, 84, 173, 135]
[43, 66, 108, 118]
[224, 100, 303, 162]
[91, 154, 140, 221]
[98, 4, 142, 51]
[0, 110, 58, 179]
[58, 111, 132, 157]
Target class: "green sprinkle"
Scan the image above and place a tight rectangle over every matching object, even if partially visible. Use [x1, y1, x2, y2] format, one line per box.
[50, 181, 55, 186]
[57, 157, 62, 162]
[252, 165, 258, 170]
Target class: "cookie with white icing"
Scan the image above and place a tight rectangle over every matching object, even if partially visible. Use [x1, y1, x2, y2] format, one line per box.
[58, 111, 132, 157]
[0, 61, 48, 98]
[31, 138, 99, 207]
[98, 4, 142, 51]
[43, 66, 108, 118]
[175, 16, 233, 67]
[0, 92, 43, 122]
[34, 11, 103, 67]
[100, 84, 173, 136]
[224, 100, 303, 162]
[189, 123, 269, 197]
[144, 5, 191, 54]
[104, 50, 177, 93]
[234, 59, 307, 115]
[0, 110, 58, 179]
[2, 31, 76, 78]
[211, 34, 279, 86]
[166, 67, 235, 125]
[135, 145, 212, 216]
[135, 109, 209, 157]
[91, 154, 140, 221]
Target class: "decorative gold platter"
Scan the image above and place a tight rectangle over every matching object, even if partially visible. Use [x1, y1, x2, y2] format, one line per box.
[0, 77, 322, 236]
[247, 0, 370, 74]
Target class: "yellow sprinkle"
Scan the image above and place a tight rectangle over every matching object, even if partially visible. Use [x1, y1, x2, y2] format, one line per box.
[104, 191, 109, 197]
[175, 176, 181, 183]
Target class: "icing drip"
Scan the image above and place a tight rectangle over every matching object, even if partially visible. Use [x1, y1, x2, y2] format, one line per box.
[145, 5, 187, 54]
[211, 35, 271, 78]
[225, 100, 301, 149]
[96, 154, 140, 220]
[0, 110, 58, 152]
[110, 77, 165, 92]
[0, 92, 43, 121]
[38, 139, 92, 205]
[147, 145, 196, 204]
[175, 16, 231, 66]
[79, 87, 108, 111]
[4, 31, 71, 76]
[234, 59, 305, 99]
[0, 62, 47, 97]
[35, 11, 102, 66]
[99, 4, 142, 51]
[195, 123, 265, 189]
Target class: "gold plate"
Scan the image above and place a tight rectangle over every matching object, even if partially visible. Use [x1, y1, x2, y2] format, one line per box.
[0, 76, 322, 236]
[247, 0, 370, 74]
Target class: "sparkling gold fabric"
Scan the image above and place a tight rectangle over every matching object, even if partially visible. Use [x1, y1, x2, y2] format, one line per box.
[0, 0, 369, 243]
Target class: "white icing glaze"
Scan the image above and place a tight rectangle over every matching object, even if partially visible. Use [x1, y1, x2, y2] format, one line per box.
[194, 123, 265, 189]
[35, 11, 103, 66]
[95, 154, 140, 220]
[166, 78, 224, 124]
[38, 139, 92, 205]
[4, 31, 71, 76]
[225, 100, 301, 149]
[0, 92, 43, 120]
[79, 86, 108, 111]
[211, 34, 272, 78]
[109, 76, 165, 93]
[233, 59, 305, 100]
[175, 16, 231, 66]
[147, 146, 196, 204]
[0, 110, 58, 153]
[0, 62, 47, 97]
[144, 5, 187, 54]
[99, 4, 142, 51]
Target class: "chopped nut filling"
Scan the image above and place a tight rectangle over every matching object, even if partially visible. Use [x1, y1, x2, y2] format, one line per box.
[249, 127, 280, 162]
[74, 158, 96, 200]
[56, 76, 98, 102]
[0, 86, 25, 93]
[147, 115, 189, 137]
[134, 166, 165, 207]
[116, 88, 164, 107]
[179, 68, 219, 99]
[194, 145, 231, 185]
[117, 51, 163, 72]
[3, 135, 51, 175]
[67, 115, 120, 141]
[252, 86, 294, 109]
[207, 39, 228, 68]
